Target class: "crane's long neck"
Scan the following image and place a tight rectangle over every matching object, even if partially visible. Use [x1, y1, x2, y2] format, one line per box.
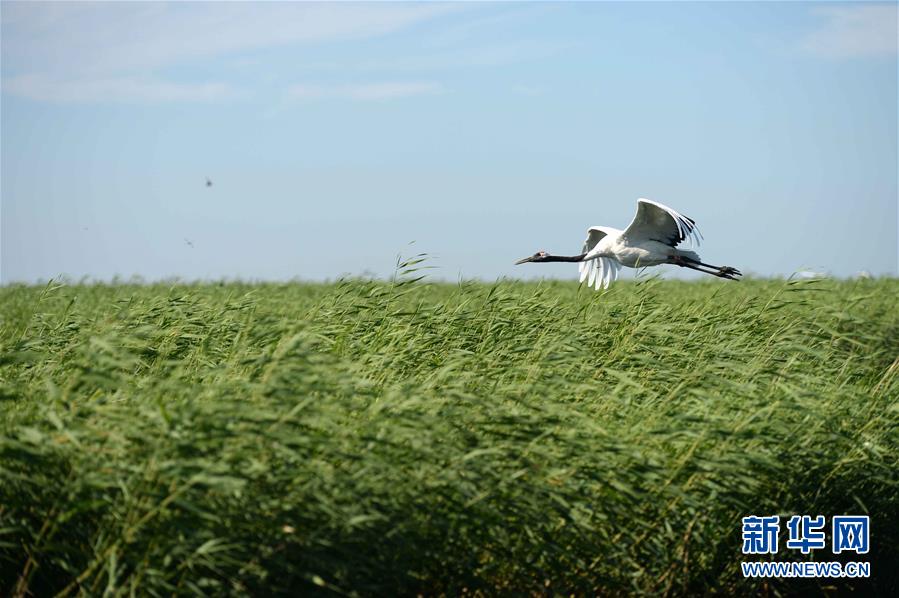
[541, 252, 588, 263]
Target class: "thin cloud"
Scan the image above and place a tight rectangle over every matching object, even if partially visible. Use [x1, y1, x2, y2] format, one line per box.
[801, 5, 897, 58]
[1, 2, 461, 103]
[288, 82, 443, 101]
[422, 3, 557, 48]
[270, 39, 575, 78]
[4, 74, 241, 104]
[352, 40, 576, 72]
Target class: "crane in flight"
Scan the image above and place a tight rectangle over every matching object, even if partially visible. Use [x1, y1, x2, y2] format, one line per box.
[515, 198, 741, 290]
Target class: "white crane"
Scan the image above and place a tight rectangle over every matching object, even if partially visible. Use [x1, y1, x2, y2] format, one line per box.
[515, 198, 741, 289]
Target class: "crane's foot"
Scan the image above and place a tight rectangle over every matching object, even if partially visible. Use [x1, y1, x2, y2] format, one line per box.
[712, 265, 741, 280]
[717, 270, 740, 281]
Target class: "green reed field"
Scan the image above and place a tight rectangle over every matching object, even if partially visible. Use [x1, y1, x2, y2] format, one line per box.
[1, 271, 897, 596]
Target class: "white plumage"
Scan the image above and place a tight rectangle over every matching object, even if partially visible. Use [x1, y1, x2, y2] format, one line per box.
[516, 198, 740, 289]
[578, 228, 622, 291]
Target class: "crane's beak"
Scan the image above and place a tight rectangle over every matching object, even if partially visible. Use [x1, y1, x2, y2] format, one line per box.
[515, 255, 535, 265]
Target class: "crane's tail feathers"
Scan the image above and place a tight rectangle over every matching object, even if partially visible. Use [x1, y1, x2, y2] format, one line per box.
[676, 249, 701, 263]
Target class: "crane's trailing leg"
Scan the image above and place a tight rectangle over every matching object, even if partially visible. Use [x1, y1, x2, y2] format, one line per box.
[669, 255, 741, 280]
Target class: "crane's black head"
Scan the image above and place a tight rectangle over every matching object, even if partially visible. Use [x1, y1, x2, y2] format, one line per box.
[515, 250, 549, 265]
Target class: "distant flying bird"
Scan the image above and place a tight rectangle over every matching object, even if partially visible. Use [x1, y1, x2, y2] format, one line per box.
[206, 177, 213, 187]
[184, 238, 194, 248]
[516, 198, 741, 290]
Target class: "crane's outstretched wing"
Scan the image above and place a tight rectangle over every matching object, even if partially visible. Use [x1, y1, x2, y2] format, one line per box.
[579, 226, 621, 291]
[581, 226, 619, 255]
[621, 198, 702, 248]
[579, 257, 621, 291]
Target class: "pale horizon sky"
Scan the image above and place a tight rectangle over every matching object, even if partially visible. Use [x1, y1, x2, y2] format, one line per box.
[2, 1, 897, 284]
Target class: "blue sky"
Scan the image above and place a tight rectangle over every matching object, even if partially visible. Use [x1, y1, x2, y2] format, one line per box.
[2, 1, 896, 283]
